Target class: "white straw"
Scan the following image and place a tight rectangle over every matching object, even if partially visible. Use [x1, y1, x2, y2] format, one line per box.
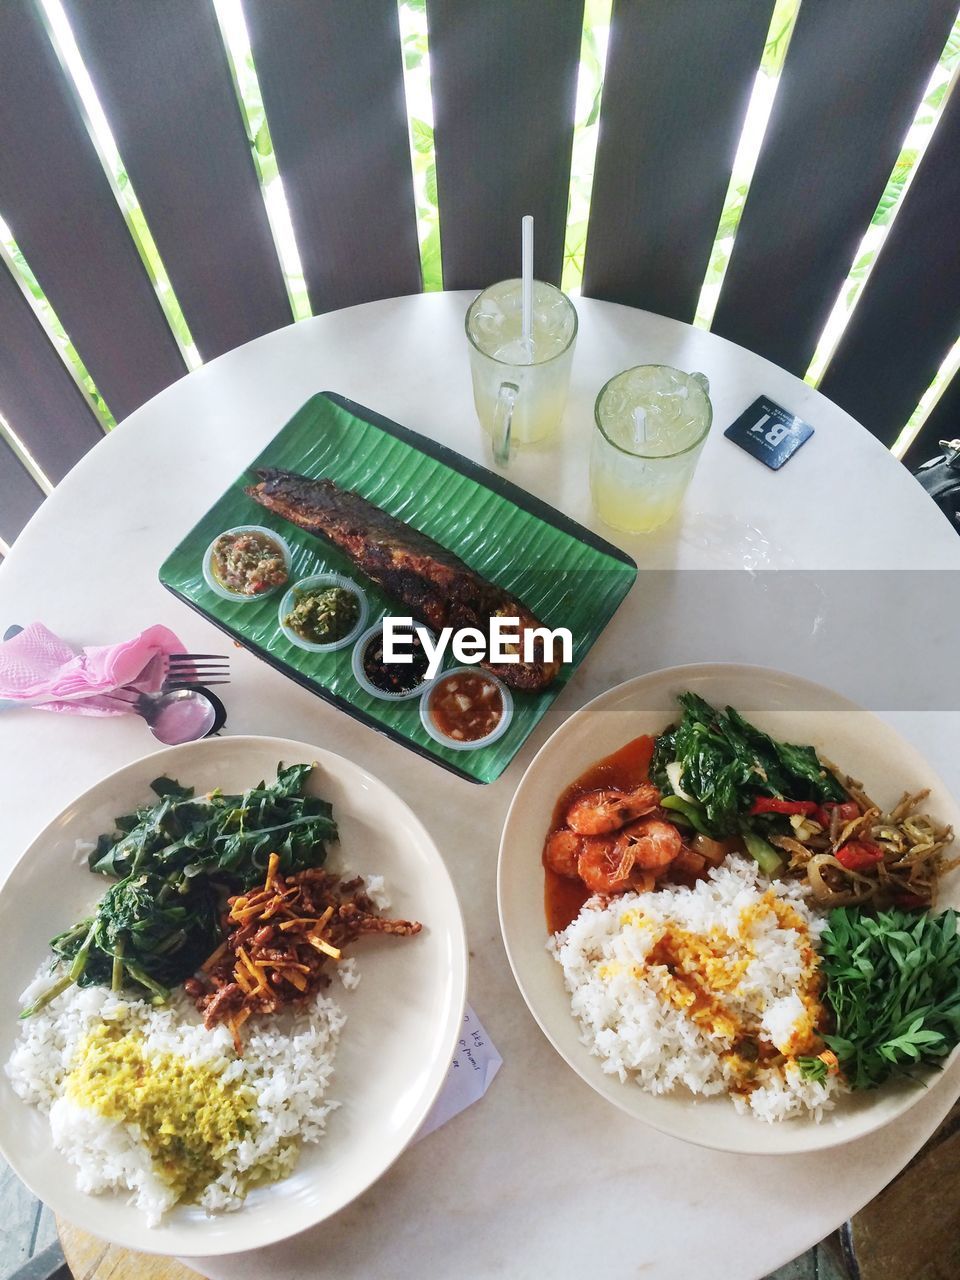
[521, 214, 534, 350]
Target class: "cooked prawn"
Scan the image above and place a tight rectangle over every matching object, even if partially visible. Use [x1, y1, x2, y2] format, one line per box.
[576, 818, 682, 893]
[613, 817, 682, 871]
[543, 829, 585, 878]
[577, 842, 637, 894]
[565, 783, 660, 835]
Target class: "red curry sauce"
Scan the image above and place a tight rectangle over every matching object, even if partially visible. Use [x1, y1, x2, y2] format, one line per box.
[543, 735, 656, 934]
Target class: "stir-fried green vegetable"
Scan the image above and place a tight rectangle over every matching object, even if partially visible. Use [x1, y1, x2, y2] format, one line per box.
[22, 764, 336, 1017]
[815, 907, 960, 1089]
[651, 692, 847, 874]
[88, 764, 335, 887]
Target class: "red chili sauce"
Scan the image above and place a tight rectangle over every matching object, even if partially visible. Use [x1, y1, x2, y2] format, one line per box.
[543, 735, 656, 935]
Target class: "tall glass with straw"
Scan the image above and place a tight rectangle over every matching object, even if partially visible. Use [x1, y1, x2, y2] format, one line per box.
[465, 216, 578, 465]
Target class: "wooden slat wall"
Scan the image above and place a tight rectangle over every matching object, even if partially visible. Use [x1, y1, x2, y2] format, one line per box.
[64, 0, 292, 364]
[427, 0, 583, 290]
[818, 85, 960, 448]
[243, 0, 421, 313]
[0, 2, 186, 423]
[581, 0, 774, 322]
[0, 264, 102, 483]
[711, 0, 958, 377]
[0, 436, 45, 546]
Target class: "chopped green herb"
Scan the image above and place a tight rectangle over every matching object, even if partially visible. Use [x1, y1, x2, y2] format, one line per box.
[819, 907, 960, 1089]
[797, 1056, 830, 1084]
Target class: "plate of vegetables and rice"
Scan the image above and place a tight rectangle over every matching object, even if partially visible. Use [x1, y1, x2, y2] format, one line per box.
[498, 664, 960, 1155]
[0, 736, 467, 1255]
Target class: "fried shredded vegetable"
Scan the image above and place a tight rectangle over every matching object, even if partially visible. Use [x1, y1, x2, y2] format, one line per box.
[21, 764, 337, 1017]
[188, 854, 422, 1050]
[771, 775, 956, 910]
[651, 694, 956, 910]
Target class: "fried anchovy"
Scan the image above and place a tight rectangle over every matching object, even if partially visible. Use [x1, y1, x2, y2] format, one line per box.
[245, 468, 560, 690]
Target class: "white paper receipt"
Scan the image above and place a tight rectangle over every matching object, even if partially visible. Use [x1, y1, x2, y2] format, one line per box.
[414, 1004, 502, 1141]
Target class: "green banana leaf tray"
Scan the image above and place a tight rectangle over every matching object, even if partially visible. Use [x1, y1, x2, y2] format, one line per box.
[159, 392, 637, 783]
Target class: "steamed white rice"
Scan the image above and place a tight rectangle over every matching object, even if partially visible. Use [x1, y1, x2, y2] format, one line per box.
[6, 871, 398, 1222]
[7, 979, 347, 1224]
[549, 855, 847, 1121]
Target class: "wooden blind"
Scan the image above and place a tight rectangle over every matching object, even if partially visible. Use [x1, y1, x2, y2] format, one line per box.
[64, 0, 292, 362]
[582, 0, 774, 322]
[243, 0, 422, 313]
[711, 0, 958, 376]
[0, 264, 102, 485]
[0, 1, 186, 422]
[427, 0, 583, 289]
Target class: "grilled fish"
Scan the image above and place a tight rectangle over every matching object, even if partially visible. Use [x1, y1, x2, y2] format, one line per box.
[245, 468, 561, 690]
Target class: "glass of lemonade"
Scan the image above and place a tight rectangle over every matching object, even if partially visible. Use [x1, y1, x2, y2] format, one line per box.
[590, 365, 712, 533]
[465, 279, 577, 465]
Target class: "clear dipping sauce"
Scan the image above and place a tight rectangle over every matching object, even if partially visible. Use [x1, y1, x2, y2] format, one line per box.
[429, 671, 504, 742]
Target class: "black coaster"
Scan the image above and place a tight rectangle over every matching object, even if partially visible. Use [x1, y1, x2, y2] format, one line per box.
[724, 396, 814, 470]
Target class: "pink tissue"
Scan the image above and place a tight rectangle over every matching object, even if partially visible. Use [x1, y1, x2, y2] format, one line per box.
[0, 622, 185, 716]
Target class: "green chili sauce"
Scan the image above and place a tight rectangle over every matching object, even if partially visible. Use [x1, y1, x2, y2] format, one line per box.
[284, 585, 360, 645]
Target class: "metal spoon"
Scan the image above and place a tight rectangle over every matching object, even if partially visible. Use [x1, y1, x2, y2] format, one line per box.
[0, 685, 226, 743]
[105, 685, 227, 744]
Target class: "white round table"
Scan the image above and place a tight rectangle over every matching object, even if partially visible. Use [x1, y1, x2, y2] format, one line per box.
[2, 292, 958, 1280]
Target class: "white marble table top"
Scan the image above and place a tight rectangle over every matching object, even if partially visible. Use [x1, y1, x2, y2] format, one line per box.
[2, 291, 959, 1280]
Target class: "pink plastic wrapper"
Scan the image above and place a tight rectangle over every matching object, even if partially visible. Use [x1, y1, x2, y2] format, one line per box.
[0, 622, 185, 716]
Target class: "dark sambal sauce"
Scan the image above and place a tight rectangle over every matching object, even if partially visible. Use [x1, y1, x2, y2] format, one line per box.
[362, 629, 430, 694]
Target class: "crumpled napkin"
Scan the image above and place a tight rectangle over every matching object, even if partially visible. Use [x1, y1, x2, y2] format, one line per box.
[0, 622, 185, 715]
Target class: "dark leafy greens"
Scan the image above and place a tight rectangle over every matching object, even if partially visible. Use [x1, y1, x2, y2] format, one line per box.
[22, 764, 337, 1016]
[651, 692, 846, 873]
[816, 907, 960, 1089]
[88, 764, 335, 887]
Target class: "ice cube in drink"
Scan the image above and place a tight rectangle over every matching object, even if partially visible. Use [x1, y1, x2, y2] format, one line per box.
[590, 365, 712, 532]
[466, 279, 577, 447]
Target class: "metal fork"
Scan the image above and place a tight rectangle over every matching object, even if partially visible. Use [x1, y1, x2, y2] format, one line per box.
[159, 652, 231, 690]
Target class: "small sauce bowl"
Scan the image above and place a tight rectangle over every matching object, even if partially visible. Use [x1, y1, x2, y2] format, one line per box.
[351, 622, 438, 702]
[420, 666, 514, 751]
[202, 525, 292, 603]
[278, 573, 369, 653]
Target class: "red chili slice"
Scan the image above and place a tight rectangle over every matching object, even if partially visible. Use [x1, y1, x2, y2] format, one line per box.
[835, 839, 885, 871]
[749, 797, 819, 817]
[815, 801, 861, 828]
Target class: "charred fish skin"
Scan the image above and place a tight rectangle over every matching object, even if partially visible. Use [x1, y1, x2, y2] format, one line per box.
[245, 468, 560, 691]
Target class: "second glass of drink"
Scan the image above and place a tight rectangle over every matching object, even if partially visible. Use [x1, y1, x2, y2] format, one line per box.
[590, 364, 712, 533]
[465, 279, 577, 465]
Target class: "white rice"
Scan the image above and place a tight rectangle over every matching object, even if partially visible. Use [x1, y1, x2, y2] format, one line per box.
[363, 873, 391, 910]
[549, 855, 847, 1121]
[7, 977, 346, 1224]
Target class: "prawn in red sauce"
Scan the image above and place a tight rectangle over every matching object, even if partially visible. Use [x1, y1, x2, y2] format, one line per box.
[543, 736, 692, 932]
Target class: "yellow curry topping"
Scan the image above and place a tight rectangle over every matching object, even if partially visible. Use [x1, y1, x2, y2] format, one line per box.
[605, 899, 827, 1091]
[65, 1023, 256, 1202]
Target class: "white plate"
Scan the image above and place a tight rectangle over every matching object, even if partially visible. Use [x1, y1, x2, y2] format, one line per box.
[498, 663, 960, 1156]
[0, 736, 467, 1255]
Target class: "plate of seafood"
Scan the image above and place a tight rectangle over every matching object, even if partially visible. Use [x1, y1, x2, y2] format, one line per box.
[0, 735, 467, 1254]
[159, 392, 637, 783]
[498, 663, 960, 1154]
